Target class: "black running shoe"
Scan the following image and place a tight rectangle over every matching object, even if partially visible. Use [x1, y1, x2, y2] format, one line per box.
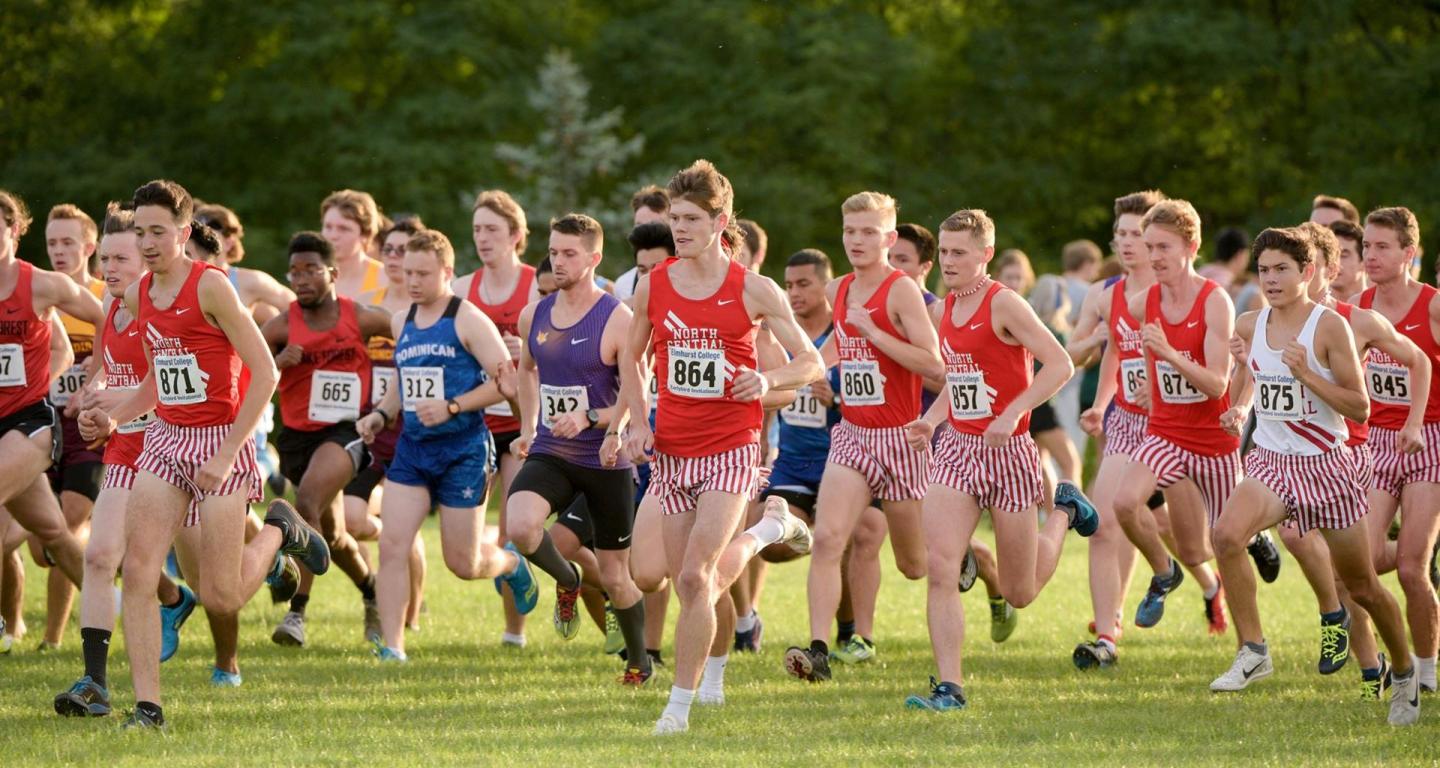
[54, 676, 110, 717]
[1073, 641, 1117, 670]
[1248, 531, 1281, 584]
[958, 548, 978, 593]
[1318, 608, 1351, 675]
[265, 500, 331, 575]
[121, 707, 164, 730]
[1134, 559, 1185, 628]
[1360, 653, 1392, 700]
[783, 646, 832, 682]
[267, 555, 300, 604]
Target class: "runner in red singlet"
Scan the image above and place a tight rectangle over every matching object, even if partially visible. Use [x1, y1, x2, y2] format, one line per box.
[901, 209, 1097, 712]
[786, 191, 942, 684]
[611, 160, 821, 735]
[79, 180, 329, 728]
[454, 189, 534, 647]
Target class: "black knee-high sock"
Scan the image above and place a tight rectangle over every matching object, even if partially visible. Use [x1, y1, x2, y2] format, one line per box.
[81, 627, 111, 688]
[525, 530, 580, 590]
[615, 599, 649, 673]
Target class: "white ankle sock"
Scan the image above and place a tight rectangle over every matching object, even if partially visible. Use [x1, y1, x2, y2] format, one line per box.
[700, 654, 729, 693]
[501, 632, 526, 647]
[745, 517, 785, 548]
[1418, 655, 1437, 687]
[662, 686, 694, 723]
[736, 611, 757, 633]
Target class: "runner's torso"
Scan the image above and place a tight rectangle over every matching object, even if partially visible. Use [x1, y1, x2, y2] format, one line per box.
[776, 325, 841, 458]
[278, 297, 372, 431]
[467, 263, 535, 434]
[1110, 275, 1147, 414]
[0, 261, 53, 415]
[833, 270, 921, 428]
[50, 277, 105, 409]
[395, 296, 485, 442]
[939, 282, 1032, 436]
[98, 300, 154, 465]
[139, 260, 243, 427]
[528, 292, 628, 469]
[1248, 304, 1346, 455]
[1359, 284, 1440, 428]
[1333, 301, 1369, 446]
[1144, 279, 1238, 455]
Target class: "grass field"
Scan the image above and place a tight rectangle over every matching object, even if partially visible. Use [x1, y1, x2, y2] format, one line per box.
[2, 507, 1437, 767]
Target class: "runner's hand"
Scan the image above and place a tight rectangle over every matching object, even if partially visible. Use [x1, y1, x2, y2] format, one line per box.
[1080, 407, 1104, 437]
[548, 412, 587, 439]
[903, 418, 934, 452]
[600, 432, 623, 467]
[624, 421, 654, 464]
[984, 411, 1020, 448]
[512, 432, 533, 459]
[731, 366, 770, 402]
[275, 344, 304, 369]
[1229, 334, 1249, 367]
[846, 301, 880, 339]
[195, 447, 238, 493]
[413, 399, 451, 428]
[1141, 323, 1177, 363]
[356, 412, 385, 443]
[1219, 406, 1247, 437]
[1282, 341, 1309, 379]
[496, 360, 518, 401]
[810, 375, 835, 407]
[1399, 423, 1425, 454]
[78, 407, 115, 444]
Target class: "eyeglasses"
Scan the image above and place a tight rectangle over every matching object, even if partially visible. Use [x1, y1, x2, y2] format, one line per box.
[286, 267, 329, 281]
[381, 244, 407, 256]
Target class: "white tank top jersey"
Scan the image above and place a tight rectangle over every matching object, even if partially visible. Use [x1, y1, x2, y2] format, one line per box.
[1248, 304, 1348, 455]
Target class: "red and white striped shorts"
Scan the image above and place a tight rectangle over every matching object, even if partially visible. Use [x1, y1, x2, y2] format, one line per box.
[928, 428, 1043, 513]
[1368, 423, 1440, 499]
[826, 419, 929, 502]
[1349, 442, 1374, 489]
[136, 419, 263, 527]
[1132, 435, 1241, 525]
[1244, 446, 1367, 535]
[1103, 406, 1149, 458]
[102, 463, 137, 492]
[651, 443, 762, 517]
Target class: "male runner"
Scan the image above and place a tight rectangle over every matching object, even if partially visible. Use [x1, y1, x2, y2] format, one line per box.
[902, 209, 1097, 711]
[890, 223, 937, 301]
[194, 203, 294, 323]
[80, 179, 329, 727]
[322, 189, 388, 301]
[736, 219, 767, 273]
[1211, 226, 1419, 725]
[454, 189, 535, 647]
[355, 228, 535, 661]
[1329, 220, 1368, 300]
[1310, 195, 1362, 227]
[53, 203, 196, 716]
[507, 213, 651, 681]
[1108, 199, 1240, 632]
[615, 160, 821, 734]
[262, 232, 394, 646]
[786, 191, 942, 682]
[614, 186, 671, 302]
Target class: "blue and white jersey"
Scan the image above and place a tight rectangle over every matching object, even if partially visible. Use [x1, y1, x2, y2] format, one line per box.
[395, 297, 487, 442]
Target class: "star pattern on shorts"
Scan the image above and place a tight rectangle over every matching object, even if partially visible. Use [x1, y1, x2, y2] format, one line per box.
[462, 487, 475, 499]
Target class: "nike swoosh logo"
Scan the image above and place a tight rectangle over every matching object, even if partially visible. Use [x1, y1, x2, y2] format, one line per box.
[969, 323, 984, 330]
[570, 338, 589, 345]
[175, 307, 190, 315]
[618, 534, 632, 543]
[1242, 662, 1264, 679]
[717, 300, 735, 306]
[1406, 323, 1421, 331]
[564, 512, 582, 521]
[1186, 321, 1199, 328]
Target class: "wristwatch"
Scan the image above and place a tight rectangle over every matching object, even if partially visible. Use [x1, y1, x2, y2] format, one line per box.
[446, 399, 461, 416]
[585, 408, 600, 428]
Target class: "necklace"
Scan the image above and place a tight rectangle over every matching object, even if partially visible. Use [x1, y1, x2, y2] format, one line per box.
[955, 276, 991, 299]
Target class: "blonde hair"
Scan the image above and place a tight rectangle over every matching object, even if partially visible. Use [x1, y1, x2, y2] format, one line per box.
[406, 228, 456, 269]
[1029, 274, 1072, 334]
[47, 203, 98, 243]
[993, 248, 1035, 295]
[472, 189, 530, 255]
[1142, 199, 1202, 246]
[320, 189, 382, 238]
[939, 208, 996, 248]
[841, 191, 898, 229]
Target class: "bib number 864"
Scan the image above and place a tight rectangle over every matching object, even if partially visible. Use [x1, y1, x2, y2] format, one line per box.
[672, 358, 717, 389]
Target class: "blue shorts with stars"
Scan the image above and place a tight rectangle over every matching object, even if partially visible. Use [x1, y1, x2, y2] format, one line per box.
[386, 431, 496, 509]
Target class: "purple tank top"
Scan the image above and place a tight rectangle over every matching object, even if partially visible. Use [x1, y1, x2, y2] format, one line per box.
[528, 292, 629, 469]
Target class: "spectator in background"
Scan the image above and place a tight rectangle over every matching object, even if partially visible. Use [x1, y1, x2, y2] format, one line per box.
[1028, 275, 1083, 493]
[993, 248, 1035, 295]
[1309, 194, 1361, 226]
[1057, 240, 1101, 454]
[736, 219, 767, 272]
[1198, 226, 1250, 294]
[612, 185, 670, 301]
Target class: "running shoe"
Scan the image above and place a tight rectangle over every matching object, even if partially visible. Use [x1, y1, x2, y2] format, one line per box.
[1134, 559, 1185, 629]
[54, 676, 111, 717]
[1248, 531, 1282, 584]
[271, 611, 306, 647]
[958, 548, 978, 593]
[652, 713, 687, 735]
[210, 666, 243, 687]
[1389, 660, 1421, 726]
[0, 616, 9, 655]
[904, 677, 966, 711]
[990, 597, 1018, 643]
[1054, 481, 1099, 536]
[159, 584, 196, 662]
[36, 640, 60, 653]
[164, 548, 182, 581]
[1073, 641, 1117, 670]
[763, 495, 812, 554]
[1318, 608, 1351, 675]
[1360, 654, 1391, 701]
[267, 554, 300, 604]
[1204, 581, 1228, 636]
[734, 612, 763, 654]
[363, 598, 382, 645]
[604, 603, 624, 655]
[553, 572, 582, 641]
[1429, 538, 1439, 591]
[619, 665, 653, 687]
[121, 707, 164, 730]
[831, 636, 876, 664]
[265, 499, 331, 575]
[496, 543, 539, 615]
[372, 638, 408, 662]
[784, 646, 832, 682]
[1210, 645, 1272, 692]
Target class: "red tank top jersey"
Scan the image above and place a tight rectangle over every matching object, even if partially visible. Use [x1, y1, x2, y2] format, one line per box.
[1143, 280, 1238, 456]
[648, 259, 761, 457]
[939, 282, 1032, 436]
[1359, 284, 1440, 429]
[1109, 276, 1147, 415]
[1333, 301, 1369, 446]
[138, 260, 243, 427]
[466, 263, 535, 434]
[98, 300, 151, 469]
[278, 297, 372, 432]
[0, 261, 53, 415]
[833, 271, 923, 428]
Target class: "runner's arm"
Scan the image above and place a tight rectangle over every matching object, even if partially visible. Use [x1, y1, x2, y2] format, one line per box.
[1301, 312, 1368, 423]
[861, 277, 942, 380]
[47, 314, 74, 384]
[994, 290, 1075, 419]
[755, 326, 797, 411]
[595, 302, 633, 431]
[1357, 307, 1431, 431]
[743, 273, 821, 394]
[240, 269, 295, 315]
[1066, 281, 1108, 366]
[356, 303, 395, 340]
[200, 270, 279, 459]
[1227, 311, 1257, 411]
[454, 302, 514, 412]
[42, 271, 105, 326]
[515, 303, 540, 439]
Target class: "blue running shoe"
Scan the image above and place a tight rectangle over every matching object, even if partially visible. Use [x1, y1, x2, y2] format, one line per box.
[904, 677, 966, 711]
[1134, 559, 1185, 628]
[497, 542, 539, 615]
[54, 675, 111, 717]
[210, 666, 242, 687]
[1055, 481, 1099, 537]
[164, 549, 182, 581]
[371, 637, 408, 663]
[159, 585, 196, 663]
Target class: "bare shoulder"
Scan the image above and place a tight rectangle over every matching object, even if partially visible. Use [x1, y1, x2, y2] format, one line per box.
[1235, 309, 1259, 339]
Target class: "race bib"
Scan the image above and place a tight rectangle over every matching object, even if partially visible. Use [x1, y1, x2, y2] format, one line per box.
[839, 359, 884, 406]
[1253, 371, 1302, 421]
[668, 345, 725, 399]
[1154, 360, 1204, 404]
[484, 399, 514, 417]
[371, 367, 396, 406]
[400, 366, 444, 412]
[154, 353, 206, 406]
[946, 370, 990, 420]
[111, 386, 155, 435]
[0, 343, 25, 388]
[1120, 358, 1147, 403]
[1366, 361, 1410, 405]
[49, 363, 87, 406]
[309, 370, 362, 423]
[540, 384, 589, 430]
[780, 385, 827, 429]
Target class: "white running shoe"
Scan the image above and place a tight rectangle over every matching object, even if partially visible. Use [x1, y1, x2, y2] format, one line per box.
[271, 611, 306, 647]
[697, 687, 725, 706]
[1210, 645, 1272, 692]
[652, 713, 688, 735]
[763, 495, 811, 555]
[1389, 659, 1421, 726]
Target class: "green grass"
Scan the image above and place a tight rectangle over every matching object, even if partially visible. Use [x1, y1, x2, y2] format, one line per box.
[1, 511, 1436, 767]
